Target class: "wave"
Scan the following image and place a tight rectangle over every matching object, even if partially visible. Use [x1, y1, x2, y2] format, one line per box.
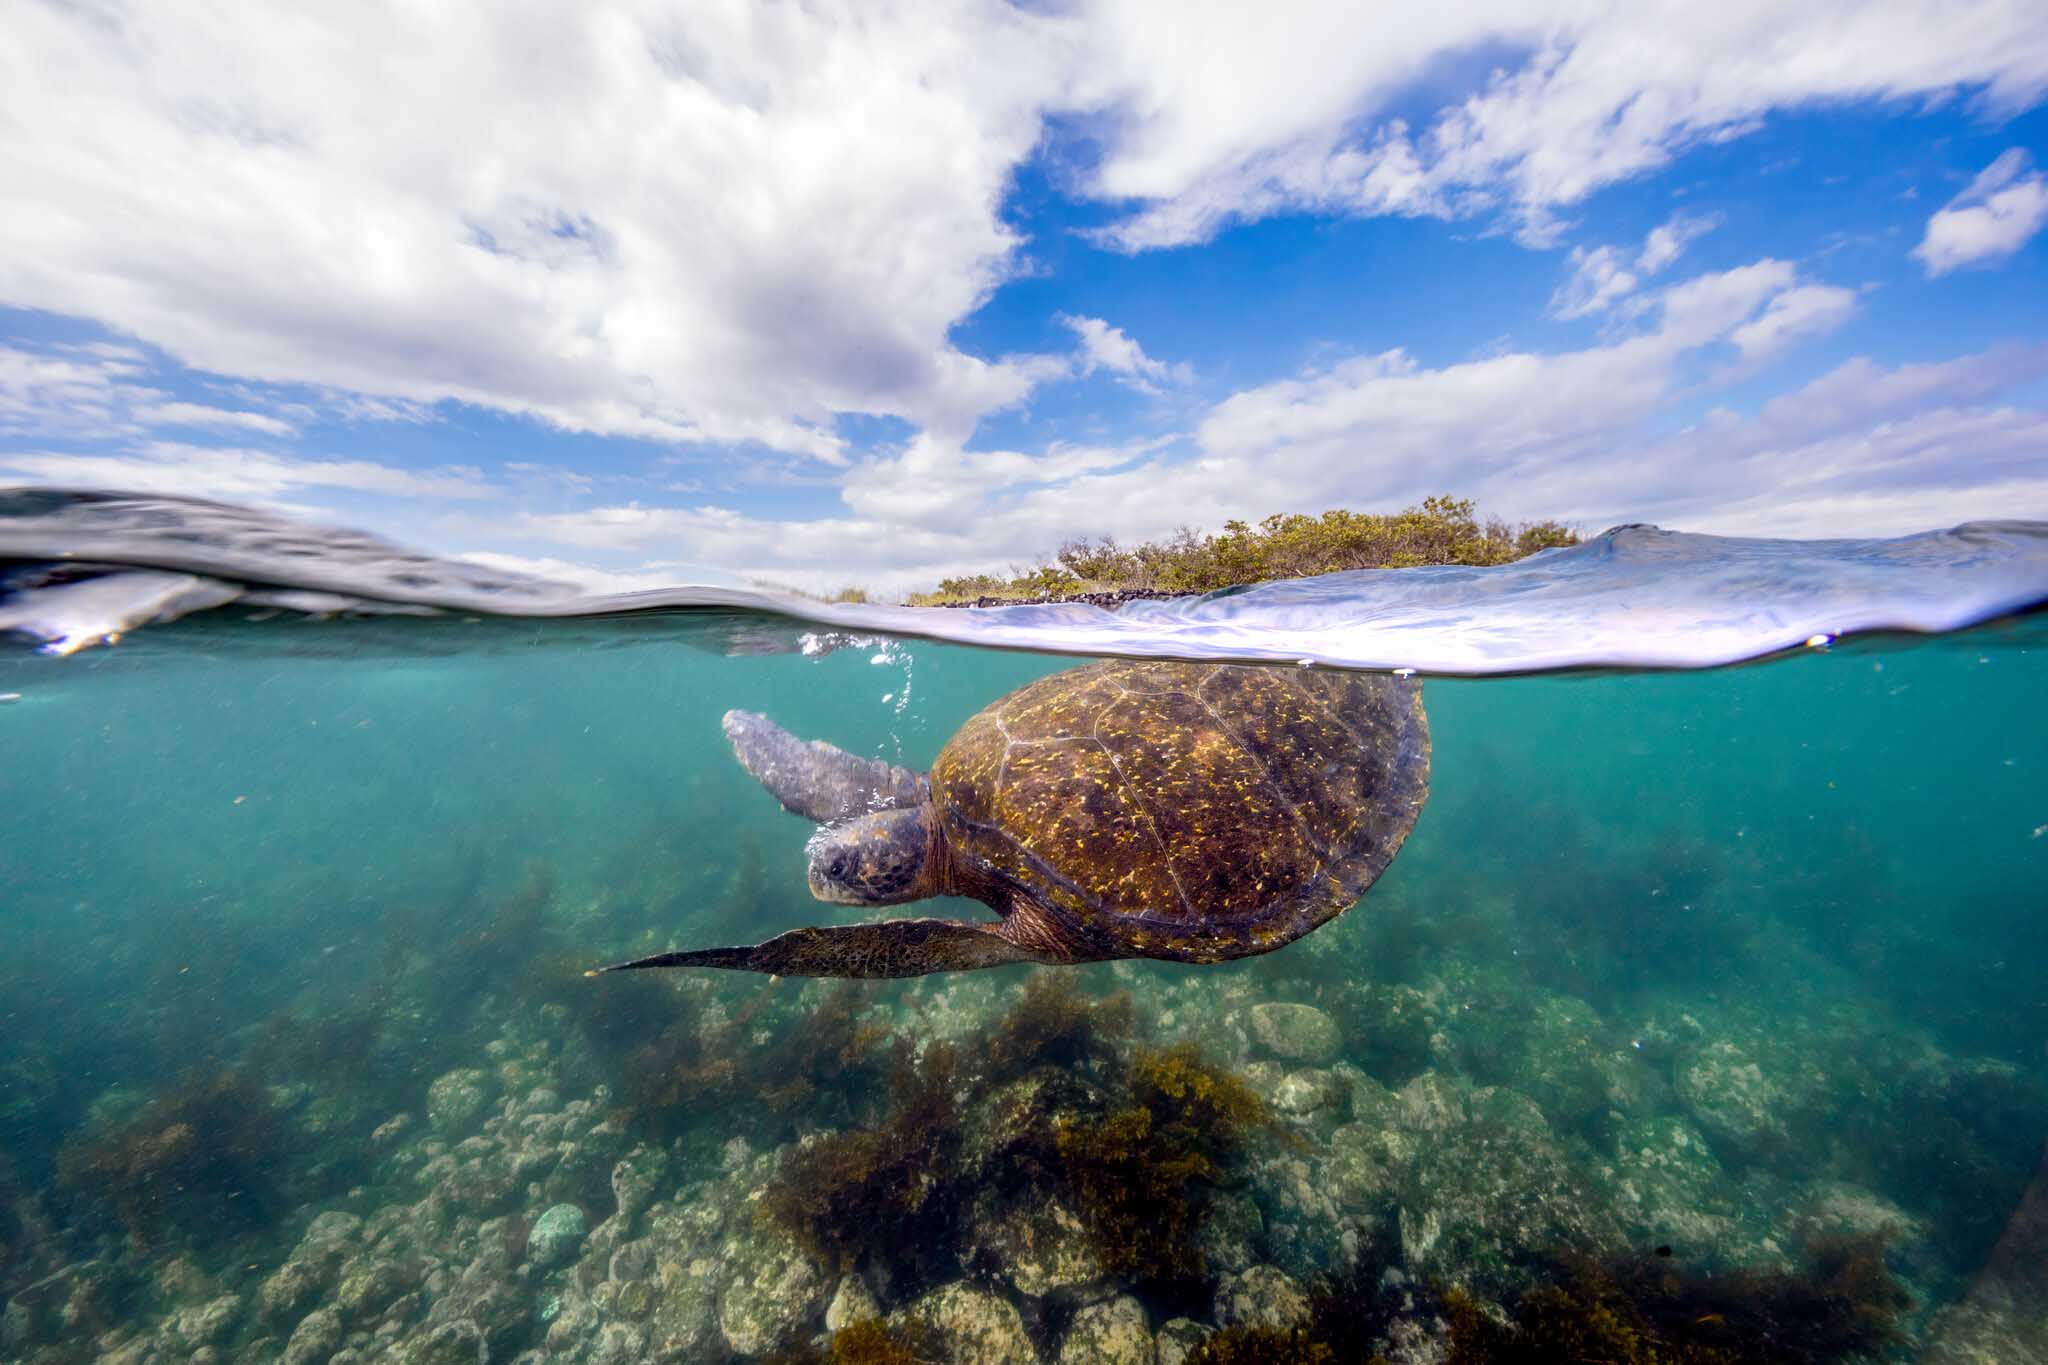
[2, 487, 2045, 674]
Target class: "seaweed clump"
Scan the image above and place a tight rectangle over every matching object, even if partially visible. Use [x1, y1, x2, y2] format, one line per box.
[769, 1316, 943, 1364]
[55, 1070, 290, 1250]
[1185, 1326, 1336, 1364]
[609, 980, 895, 1140]
[760, 1040, 964, 1285]
[1440, 1238, 1909, 1364]
[979, 973, 1134, 1085]
[1052, 1042, 1273, 1295]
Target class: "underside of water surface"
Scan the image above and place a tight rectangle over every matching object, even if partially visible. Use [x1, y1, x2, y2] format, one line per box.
[2, 491, 2046, 1363]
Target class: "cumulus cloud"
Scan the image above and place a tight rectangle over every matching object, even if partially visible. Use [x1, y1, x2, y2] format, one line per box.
[1082, 4, 2048, 249]
[0, 442, 496, 502]
[0, 0, 1070, 461]
[1550, 211, 1724, 320]
[1638, 212, 1722, 274]
[1058, 314, 1190, 391]
[470, 259, 1926, 594]
[1549, 246, 1640, 321]
[1913, 149, 2048, 275]
[7, 1, 2043, 466]
[1726, 284, 1860, 365]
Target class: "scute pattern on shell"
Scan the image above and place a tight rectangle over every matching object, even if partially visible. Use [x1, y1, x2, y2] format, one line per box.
[931, 660, 1430, 963]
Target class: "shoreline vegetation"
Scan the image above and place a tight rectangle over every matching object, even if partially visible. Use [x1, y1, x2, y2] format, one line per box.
[802, 497, 1579, 608]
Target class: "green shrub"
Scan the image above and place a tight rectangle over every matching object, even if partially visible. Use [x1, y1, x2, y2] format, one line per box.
[905, 496, 1578, 603]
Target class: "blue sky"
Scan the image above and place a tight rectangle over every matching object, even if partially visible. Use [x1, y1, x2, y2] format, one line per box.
[2, 3, 2046, 594]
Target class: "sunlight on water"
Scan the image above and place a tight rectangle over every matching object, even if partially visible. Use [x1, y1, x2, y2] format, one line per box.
[2, 488, 2045, 1362]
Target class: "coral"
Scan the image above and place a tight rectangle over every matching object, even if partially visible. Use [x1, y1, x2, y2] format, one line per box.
[1184, 1325, 1335, 1364]
[55, 1069, 290, 1250]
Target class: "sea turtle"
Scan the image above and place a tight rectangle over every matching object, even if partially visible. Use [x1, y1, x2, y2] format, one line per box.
[591, 659, 1429, 979]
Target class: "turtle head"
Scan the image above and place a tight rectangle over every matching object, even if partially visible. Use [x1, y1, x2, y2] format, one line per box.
[805, 805, 940, 906]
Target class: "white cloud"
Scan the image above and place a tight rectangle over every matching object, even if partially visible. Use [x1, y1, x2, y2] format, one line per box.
[455, 551, 703, 594]
[1548, 246, 1639, 321]
[1913, 148, 2048, 275]
[0, 0, 1072, 461]
[130, 401, 296, 437]
[1550, 211, 1723, 320]
[0, 442, 496, 502]
[7, 1, 2044, 470]
[1726, 284, 1859, 365]
[1081, 4, 2048, 249]
[1058, 314, 1190, 391]
[1637, 211, 1722, 274]
[464, 259, 1937, 594]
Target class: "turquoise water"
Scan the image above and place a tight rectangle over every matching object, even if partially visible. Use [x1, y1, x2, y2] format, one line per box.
[3, 495, 2048, 1362]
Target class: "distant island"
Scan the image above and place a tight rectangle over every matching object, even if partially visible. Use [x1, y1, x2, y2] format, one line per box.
[888, 496, 1577, 607]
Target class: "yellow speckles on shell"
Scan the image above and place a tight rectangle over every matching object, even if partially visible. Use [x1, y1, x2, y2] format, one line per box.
[931, 659, 1429, 956]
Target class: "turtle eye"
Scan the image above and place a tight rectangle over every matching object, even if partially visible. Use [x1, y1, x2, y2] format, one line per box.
[827, 854, 848, 879]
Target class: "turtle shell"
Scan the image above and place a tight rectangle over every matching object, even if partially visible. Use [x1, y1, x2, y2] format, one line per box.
[929, 659, 1430, 963]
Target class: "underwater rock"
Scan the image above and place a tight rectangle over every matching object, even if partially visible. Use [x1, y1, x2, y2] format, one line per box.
[1391, 1078, 1622, 1291]
[1675, 1040, 1786, 1156]
[1333, 983, 1439, 1086]
[1155, 1316, 1215, 1365]
[546, 1115, 633, 1211]
[1059, 1293, 1151, 1364]
[394, 1316, 489, 1365]
[970, 1194, 1111, 1302]
[608, 1144, 670, 1227]
[1790, 1180, 1921, 1246]
[425, 1261, 531, 1361]
[1600, 1113, 1740, 1254]
[715, 1218, 828, 1355]
[426, 1069, 496, 1135]
[587, 1319, 650, 1363]
[529, 1203, 588, 1268]
[644, 1255, 719, 1360]
[1252, 1120, 1394, 1279]
[607, 1236, 657, 1283]
[161, 1292, 241, 1351]
[1196, 1186, 1265, 1276]
[542, 1293, 600, 1355]
[894, 1281, 1034, 1363]
[1374, 1311, 1454, 1365]
[282, 1304, 345, 1365]
[257, 1258, 326, 1329]
[443, 1152, 519, 1217]
[1248, 1003, 1341, 1065]
[1213, 1264, 1312, 1332]
[334, 1256, 409, 1324]
[1270, 1068, 1347, 1119]
[824, 1272, 881, 1332]
[152, 1253, 217, 1305]
[1494, 991, 1613, 1134]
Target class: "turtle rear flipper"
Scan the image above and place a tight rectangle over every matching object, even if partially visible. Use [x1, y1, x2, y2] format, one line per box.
[586, 916, 1062, 979]
[722, 709, 928, 823]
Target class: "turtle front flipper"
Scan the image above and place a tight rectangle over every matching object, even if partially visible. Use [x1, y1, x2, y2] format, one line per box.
[723, 709, 929, 823]
[586, 917, 1067, 979]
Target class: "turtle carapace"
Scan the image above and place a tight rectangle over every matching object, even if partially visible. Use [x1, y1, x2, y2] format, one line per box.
[589, 660, 1429, 980]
